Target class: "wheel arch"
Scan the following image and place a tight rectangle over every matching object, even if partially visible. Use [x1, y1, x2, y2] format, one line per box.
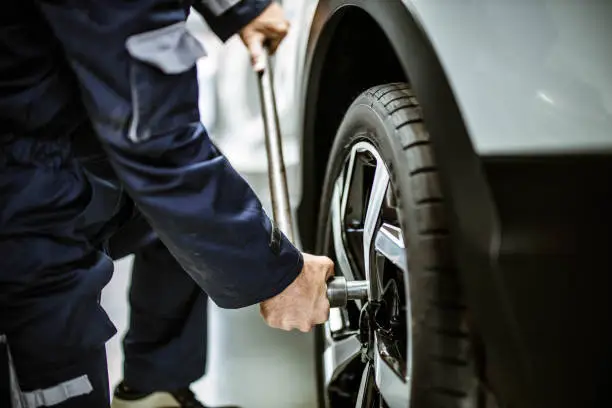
[297, 0, 497, 256]
[297, 0, 501, 303]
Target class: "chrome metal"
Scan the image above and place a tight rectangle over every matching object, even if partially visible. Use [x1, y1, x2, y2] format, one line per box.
[374, 223, 413, 407]
[355, 362, 376, 408]
[347, 279, 369, 300]
[326, 276, 369, 308]
[361, 146, 390, 301]
[322, 334, 362, 385]
[256, 48, 294, 241]
[339, 146, 358, 226]
[328, 307, 344, 333]
[331, 178, 355, 281]
[326, 276, 348, 308]
[374, 334, 411, 408]
[375, 223, 407, 272]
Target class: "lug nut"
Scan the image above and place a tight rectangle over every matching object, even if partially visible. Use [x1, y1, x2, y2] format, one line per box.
[326, 276, 369, 308]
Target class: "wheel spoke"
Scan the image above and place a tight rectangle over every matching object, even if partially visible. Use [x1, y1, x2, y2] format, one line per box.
[362, 156, 389, 300]
[374, 223, 407, 273]
[340, 145, 359, 226]
[374, 336, 411, 408]
[327, 307, 345, 334]
[323, 334, 362, 386]
[355, 362, 376, 408]
[331, 178, 355, 281]
[374, 222, 412, 408]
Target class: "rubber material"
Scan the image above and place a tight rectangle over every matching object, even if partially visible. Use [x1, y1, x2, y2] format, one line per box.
[315, 83, 478, 407]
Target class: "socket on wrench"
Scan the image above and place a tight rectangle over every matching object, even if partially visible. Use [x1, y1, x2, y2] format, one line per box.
[326, 276, 369, 308]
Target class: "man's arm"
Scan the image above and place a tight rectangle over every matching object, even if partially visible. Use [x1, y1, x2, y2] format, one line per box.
[35, 0, 299, 309]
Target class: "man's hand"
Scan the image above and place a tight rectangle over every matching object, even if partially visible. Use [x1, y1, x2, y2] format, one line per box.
[260, 253, 334, 332]
[239, 2, 290, 72]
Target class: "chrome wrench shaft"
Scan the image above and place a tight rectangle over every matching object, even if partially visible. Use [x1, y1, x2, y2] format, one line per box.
[256, 49, 368, 309]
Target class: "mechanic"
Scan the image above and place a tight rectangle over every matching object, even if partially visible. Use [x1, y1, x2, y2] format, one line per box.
[0, 0, 333, 407]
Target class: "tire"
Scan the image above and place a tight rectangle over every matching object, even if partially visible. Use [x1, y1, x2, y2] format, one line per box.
[315, 83, 479, 407]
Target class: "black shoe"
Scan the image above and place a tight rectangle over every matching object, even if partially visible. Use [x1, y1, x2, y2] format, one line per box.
[111, 381, 240, 408]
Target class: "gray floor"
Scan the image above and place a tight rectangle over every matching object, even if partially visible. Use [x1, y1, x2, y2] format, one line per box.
[100, 16, 317, 408]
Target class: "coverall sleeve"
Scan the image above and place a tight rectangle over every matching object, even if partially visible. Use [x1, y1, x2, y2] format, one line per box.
[35, 0, 303, 309]
[192, 0, 272, 41]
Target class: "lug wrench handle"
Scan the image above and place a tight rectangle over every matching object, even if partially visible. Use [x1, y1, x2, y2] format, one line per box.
[256, 48, 369, 308]
[256, 47, 294, 242]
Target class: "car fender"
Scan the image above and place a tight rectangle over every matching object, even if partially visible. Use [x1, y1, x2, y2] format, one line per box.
[401, 0, 612, 155]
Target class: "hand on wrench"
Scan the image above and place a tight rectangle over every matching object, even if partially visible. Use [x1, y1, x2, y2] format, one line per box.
[239, 1, 290, 72]
[260, 253, 334, 332]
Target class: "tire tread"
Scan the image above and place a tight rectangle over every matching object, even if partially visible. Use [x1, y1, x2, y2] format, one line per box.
[369, 84, 476, 408]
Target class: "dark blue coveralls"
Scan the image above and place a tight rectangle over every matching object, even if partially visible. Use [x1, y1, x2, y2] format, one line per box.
[0, 0, 302, 406]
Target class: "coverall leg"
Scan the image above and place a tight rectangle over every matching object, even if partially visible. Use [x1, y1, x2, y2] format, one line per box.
[108, 220, 208, 393]
[0, 120, 126, 408]
[127, 240, 208, 393]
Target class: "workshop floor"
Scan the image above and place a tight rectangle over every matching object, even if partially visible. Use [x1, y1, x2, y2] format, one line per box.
[100, 16, 317, 408]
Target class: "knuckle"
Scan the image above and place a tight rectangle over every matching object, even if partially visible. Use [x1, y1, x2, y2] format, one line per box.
[280, 318, 294, 331]
[267, 315, 284, 328]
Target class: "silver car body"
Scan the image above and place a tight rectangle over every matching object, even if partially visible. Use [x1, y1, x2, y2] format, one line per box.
[402, 0, 612, 155]
[209, 0, 612, 185]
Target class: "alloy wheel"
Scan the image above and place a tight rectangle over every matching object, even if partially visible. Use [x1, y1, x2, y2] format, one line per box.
[321, 140, 412, 408]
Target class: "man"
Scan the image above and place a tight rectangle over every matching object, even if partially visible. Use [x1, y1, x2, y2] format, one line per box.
[0, 0, 333, 407]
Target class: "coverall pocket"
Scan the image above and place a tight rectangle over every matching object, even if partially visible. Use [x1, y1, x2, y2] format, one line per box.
[125, 22, 206, 143]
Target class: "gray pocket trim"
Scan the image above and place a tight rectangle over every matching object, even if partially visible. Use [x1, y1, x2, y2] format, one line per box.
[125, 21, 206, 74]
[125, 21, 206, 142]
[199, 0, 242, 16]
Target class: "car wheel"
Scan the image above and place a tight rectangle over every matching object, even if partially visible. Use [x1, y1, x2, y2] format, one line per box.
[315, 83, 479, 408]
